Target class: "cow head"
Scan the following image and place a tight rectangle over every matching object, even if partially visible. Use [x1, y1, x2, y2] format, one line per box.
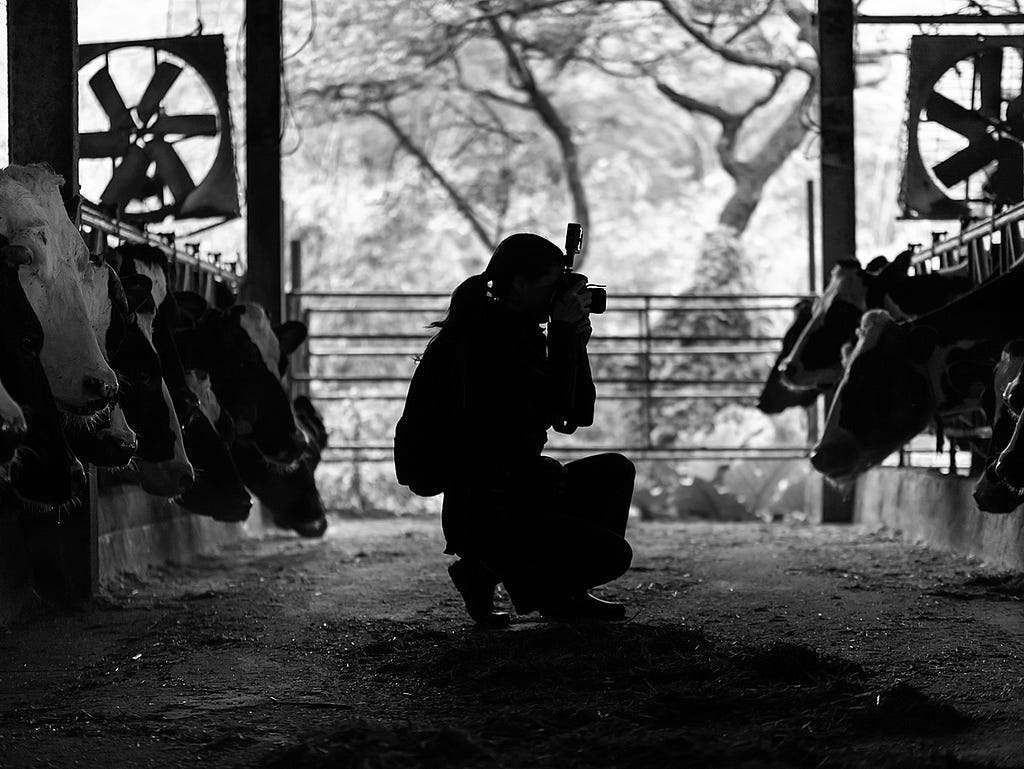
[779, 252, 913, 391]
[0, 165, 118, 415]
[810, 310, 939, 481]
[175, 367, 252, 523]
[973, 340, 1024, 513]
[62, 262, 146, 468]
[231, 397, 327, 539]
[174, 294, 308, 467]
[0, 240, 84, 507]
[757, 299, 819, 414]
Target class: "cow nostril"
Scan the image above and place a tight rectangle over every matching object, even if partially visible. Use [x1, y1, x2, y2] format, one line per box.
[83, 376, 118, 401]
[810, 442, 855, 474]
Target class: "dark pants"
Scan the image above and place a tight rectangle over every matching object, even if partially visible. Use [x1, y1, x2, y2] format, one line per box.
[445, 452, 635, 613]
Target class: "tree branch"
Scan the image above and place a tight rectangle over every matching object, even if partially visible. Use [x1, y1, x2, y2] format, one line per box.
[654, 81, 739, 125]
[483, 3, 592, 263]
[366, 108, 496, 252]
[658, 0, 800, 74]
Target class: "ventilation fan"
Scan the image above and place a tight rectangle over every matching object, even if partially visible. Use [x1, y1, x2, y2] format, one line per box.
[78, 35, 240, 224]
[899, 35, 1024, 220]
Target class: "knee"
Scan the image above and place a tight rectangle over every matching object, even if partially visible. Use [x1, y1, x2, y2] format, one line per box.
[601, 452, 635, 486]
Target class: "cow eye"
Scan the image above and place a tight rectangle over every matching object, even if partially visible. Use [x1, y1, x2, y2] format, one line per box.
[21, 337, 36, 352]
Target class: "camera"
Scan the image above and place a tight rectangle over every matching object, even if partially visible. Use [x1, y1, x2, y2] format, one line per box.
[561, 223, 607, 314]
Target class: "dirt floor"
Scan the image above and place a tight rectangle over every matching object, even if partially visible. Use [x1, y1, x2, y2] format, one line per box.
[2, 517, 1024, 768]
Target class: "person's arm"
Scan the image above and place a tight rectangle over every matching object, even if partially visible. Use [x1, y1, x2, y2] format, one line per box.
[549, 278, 595, 432]
[547, 319, 594, 430]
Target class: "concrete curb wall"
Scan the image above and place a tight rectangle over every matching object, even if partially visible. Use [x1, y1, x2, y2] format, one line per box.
[855, 467, 1024, 570]
[0, 483, 271, 627]
[98, 484, 270, 582]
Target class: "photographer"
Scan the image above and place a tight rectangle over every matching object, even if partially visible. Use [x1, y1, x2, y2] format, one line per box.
[410, 232, 634, 626]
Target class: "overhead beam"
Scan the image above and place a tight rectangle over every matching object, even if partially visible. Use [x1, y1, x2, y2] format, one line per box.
[243, 0, 284, 323]
[6, 0, 79, 216]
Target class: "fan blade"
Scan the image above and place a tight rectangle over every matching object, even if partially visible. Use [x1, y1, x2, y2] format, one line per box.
[89, 67, 133, 130]
[137, 61, 183, 126]
[144, 139, 195, 204]
[1004, 95, 1024, 142]
[80, 130, 130, 159]
[926, 92, 992, 141]
[932, 138, 1000, 187]
[976, 47, 1004, 119]
[150, 114, 218, 138]
[100, 145, 150, 208]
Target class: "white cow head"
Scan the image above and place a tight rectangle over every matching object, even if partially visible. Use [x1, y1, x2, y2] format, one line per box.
[0, 165, 117, 414]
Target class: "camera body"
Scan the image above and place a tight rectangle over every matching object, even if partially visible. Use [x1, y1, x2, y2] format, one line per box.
[560, 223, 606, 314]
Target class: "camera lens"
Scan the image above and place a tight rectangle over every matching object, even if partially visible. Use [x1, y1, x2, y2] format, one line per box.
[589, 286, 607, 314]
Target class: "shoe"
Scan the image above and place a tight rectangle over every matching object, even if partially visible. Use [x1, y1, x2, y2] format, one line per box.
[540, 591, 627, 622]
[448, 559, 511, 628]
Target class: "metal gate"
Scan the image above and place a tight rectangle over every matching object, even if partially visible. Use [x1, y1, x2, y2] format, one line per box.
[285, 289, 818, 466]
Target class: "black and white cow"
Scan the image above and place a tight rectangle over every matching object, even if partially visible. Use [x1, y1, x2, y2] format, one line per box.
[172, 290, 324, 535]
[779, 251, 972, 392]
[173, 293, 308, 467]
[972, 341, 1024, 514]
[176, 367, 253, 523]
[0, 241, 84, 508]
[0, 165, 118, 415]
[231, 395, 328, 538]
[63, 262, 150, 469]
[107, 244, 198, 496]
[757, 299, 819, 414]
[810, 264, 1024, 482]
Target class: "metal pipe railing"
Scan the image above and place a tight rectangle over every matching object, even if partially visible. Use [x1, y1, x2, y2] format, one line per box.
[80, 200, 242, 287]
[908, 199, 1024, 276]
[286, 289, 815, 461]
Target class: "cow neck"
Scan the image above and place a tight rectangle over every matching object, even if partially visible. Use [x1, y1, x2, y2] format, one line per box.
[911, 264, 1024, 345]
[913, 266, 1024, 415]
[883, 272, 973, 318]
[238, 305, 282, 380]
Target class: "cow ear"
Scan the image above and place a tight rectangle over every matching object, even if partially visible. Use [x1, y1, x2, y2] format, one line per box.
[864, 255, 889, 274]
[212, 280, 236, 309]
[105, 248, 124, 273]
[879, 249, 913, 282]
[175, 290, 209, 324]
[121, 274, 154, 315]
[907, 325, 939, 363]
[274, 320, 307, 357]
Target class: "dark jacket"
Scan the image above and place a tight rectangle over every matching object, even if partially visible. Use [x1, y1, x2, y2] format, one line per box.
[431, 301, 595, 553]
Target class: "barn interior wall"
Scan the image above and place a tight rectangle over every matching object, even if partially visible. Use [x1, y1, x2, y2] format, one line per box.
[855, 467, 1024, 569]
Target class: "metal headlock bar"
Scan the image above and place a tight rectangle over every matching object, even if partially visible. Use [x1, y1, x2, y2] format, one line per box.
[80, 200, 242, 288]
[907, 199, 1024, 280]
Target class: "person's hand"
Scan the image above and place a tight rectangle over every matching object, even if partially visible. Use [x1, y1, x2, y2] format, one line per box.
[536, 455, 568, 496]
[575, 315, 592, 344]
[550, 276, 591, 324]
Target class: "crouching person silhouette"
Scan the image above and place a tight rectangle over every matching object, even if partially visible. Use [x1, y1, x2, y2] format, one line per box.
[395, 233, 634, 627]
